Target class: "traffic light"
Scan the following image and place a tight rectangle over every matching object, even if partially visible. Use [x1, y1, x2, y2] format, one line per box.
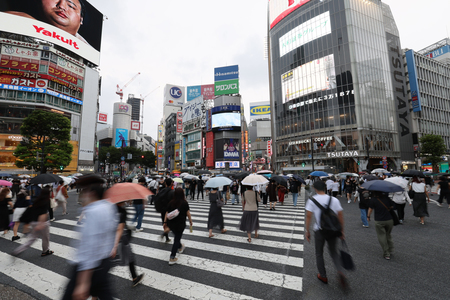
[60, 165, 63, 170]
[357, 160, 360, 166]
[302, 162, 306, 167]
[141, 155, 144, 159]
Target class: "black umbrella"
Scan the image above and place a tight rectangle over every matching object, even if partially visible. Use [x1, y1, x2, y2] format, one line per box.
[0, 173, 12, 177]
[233, 172, 250, 180]
[292, 174, 306, 184]
[435, 173, 450, 177]
[363, 174, 379, 181]
[401, 169, 425, 178]
[361, 180, 404, 193]
[271, 175, 288, 187]
[30, 174, 62, 185]
[198, 170, 212, 175]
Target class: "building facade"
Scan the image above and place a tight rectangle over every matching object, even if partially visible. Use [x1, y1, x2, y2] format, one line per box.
[268, 0, 413, 174]
[126, 95, 141, 122]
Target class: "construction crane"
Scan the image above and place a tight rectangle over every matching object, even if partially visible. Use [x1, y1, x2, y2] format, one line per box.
[140, 86, 160, 134]
[116, 72, 140, 102]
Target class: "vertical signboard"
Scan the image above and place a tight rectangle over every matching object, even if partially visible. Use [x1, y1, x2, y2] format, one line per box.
[158, 125, 163, 142]
[201, 84, 215, 100]
[182, 137, 187, 169]
[206, 131, 214, 168]
[405, 50, 422, 112]
[206, 109, 212, 131]
[268, 139, 272, 156]
[176, 112, 183, 133]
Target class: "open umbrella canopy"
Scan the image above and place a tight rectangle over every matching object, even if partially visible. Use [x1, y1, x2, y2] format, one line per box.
[435, 173, 450, 177]
[241, 174, 269, 186]
[173, 178, 184, 183]
[309, 171, 328, 177]
[0, 180, 12, 187]
[183, 174, 199, 181]
[385, 177, 409, 189]
[361, 180, 403, 193]
[198, 170, 212, 175]
[59, 176, 73, 185]
[292, 174, 306, 184]
[271, 175, 288, 187]
[72, 173, 83, 177]
[337, 172, 359, 178]
[0, 173, 12, 177]
[401, 169, 425, 178]
[233, 172, 251, 180]
[204, 177, 232, 189]
[179, 173, 190, 178]
[19, 175, 31, 178]
[256, 170, 272, 174]
[363, 174, 379, 181]
[371, 168, 389, 174]
[30, 174, 62, 185]
[105, 183, 153, 204]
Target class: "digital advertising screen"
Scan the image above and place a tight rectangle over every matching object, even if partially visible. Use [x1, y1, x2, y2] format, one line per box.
[212, 112, 241, 129]
[0, 0, 103, 65]
[115, 128, 128, 148]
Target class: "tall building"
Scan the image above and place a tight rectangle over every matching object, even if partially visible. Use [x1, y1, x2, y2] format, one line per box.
[267, 0, 413, 174]
[126, 94, 141, 122]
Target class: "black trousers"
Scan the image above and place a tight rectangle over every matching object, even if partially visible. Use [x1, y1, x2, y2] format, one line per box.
[396, 203, 406, 220]
[62, 259, 113, 300]
[197, 189, 204, 200]
[438, 191, 450, 204]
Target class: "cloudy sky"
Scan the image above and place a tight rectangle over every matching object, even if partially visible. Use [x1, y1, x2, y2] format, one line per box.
[91, 0, 450, 139]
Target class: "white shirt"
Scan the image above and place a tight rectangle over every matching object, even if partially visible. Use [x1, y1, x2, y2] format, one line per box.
[326, 180, 334, 190]
[305, 194, 343, 231]
[331, 182, 340, 192]
[412, 182, 426, 193]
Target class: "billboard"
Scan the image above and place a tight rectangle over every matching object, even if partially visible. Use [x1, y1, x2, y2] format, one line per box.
[98, 112, 107, 123]
[158, 125, 163, 142]
[0, 75, 47, 88]
[115, 128, 128, 148]
[164, 84, 185, 107]
[187, 84, 215, 101]
[215, 161, 240, 169]
[281, 54, 336, 103]
[269, 0, 312, 30]
[214, 65, 239, 82]
[215, 79, 239, 96]
[279, 11, 331, 57]
[425, 45, 450, 59]
[212, 113, 241, 129]
[131, 121, 140, 131]
[250, 102, 271, 120]
[182, 96, 203, 123]
[0, 0, 104, 65]
[205, 131, 214, 168]
[201, 84, 215, 100]
[176, 112, 183, 133]
[223, 139, 240, 159]
[405, 50, 422, 112]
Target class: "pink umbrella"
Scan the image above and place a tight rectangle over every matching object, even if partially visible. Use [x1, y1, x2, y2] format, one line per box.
[0, 180, 12, 187]
[104, 183, 153, 204]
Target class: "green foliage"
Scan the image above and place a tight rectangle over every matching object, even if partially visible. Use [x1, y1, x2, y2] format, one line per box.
[141, 151, 156, 169]
[420, 134, 447, 171]
[13, 110, 73, 173]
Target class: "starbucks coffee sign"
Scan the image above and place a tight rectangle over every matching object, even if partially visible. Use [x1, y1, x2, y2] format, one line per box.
[327, 151, 359, 158]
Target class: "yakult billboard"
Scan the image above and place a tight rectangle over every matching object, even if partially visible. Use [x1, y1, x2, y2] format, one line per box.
[164, 84, 185, 107]
[269, 0, 312, 30]
[0, 0, 104, 65]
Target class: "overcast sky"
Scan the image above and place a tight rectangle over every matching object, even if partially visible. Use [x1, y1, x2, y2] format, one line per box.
[91, 0, 450, 139]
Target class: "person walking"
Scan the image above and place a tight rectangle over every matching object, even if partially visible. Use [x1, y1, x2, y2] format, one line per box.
[62, 175, 117, 300]
[197, 176, 204, 201]
[391, 187, 412, 224]
[267, 180, 278, 211]
[304, 181, 347, 288]
[111, 201, 144, 287]
[290, 178, 301, 207]
[0, 187, 13, 235]
[260, 183, 268, 208]
[304, 176, 313, 200]
[164, 188, 193, 265]
[355, 186, 371, 228]
[331, 179, 340, 198]
[148, 178, 159, 205]
[132, 177, 147, 232]
[207, 188, 227, 238]
[230, 180, 240, 205]
[344, 177, 353, 204]
[11, 188, 31, 241]
[12, 187, 54, 257]
[189, 179, 196, 201]
[277, 183, 286, 205]
[155, 178, 174, 243]
[437, 176, 450, 208]
[410, 176, 430, 225]
[54, 181, 69, 215]
[367, 191, 395, 260]
[239, 185, 260, 242]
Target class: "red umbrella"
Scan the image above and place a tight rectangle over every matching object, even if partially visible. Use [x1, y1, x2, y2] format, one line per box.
[105, 183, 153, 204]
[0, 180, 12, 187]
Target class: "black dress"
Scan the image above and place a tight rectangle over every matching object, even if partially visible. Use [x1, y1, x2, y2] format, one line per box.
[207, 192, 224, 230]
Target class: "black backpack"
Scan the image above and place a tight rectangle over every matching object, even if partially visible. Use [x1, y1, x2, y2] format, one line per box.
[154, 187, 173, 213]
[310, 196, 342, 239]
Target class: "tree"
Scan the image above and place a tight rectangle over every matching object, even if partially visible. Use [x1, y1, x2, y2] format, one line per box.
[141, 151, 156, 169]
[13, 110, 73, 173]
[420, 134, 447, 172]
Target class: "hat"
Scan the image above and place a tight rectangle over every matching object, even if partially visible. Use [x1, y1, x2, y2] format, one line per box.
[313, 180, 327, 191]
[76, 174, 106, 188]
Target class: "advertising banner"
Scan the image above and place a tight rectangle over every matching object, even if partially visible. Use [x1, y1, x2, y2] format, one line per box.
[115, 128, 128, 148]
[48, 64, 78, 84]
[405, 50, 422, 112]
[201, 84, 215, 100]
[250, 102, 271, 120]
[206, 109, 212, 131]
[182, 137, 187, 169]
[223, 139, 240, 159]
[267, 140, 272, 156]
[0, 0, 104, 65]
[131, 121, 140, 131]
[214, 65, 239, 82]
[269, 0, 312, 30]
[279, 11, 331, 57]
[206, 131, 214, 168]
[182, 96, 203, 123]
[0, 57, 39, 72]
[158, 125, 163, 142]
[1, 44, 41, 59]
[215, 78, 239, 96]
[215, 161, 240, 169]
[281, 54, 336, 103]
[57, 56, 84, 77]
[164, 84, 185, 107]
[0, 75, 47, 88]
[176, 112, 183, 133]
[187, 85, 201, 102]
[212, 112, 241, 129]
[98, 112, 107, 124]
[425, 45, 450, 59]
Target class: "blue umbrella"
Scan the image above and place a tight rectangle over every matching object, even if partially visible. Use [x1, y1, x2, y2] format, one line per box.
[292, 174, 306, 184]
[310, 171, 328, 177]
[361, 180, 403, 193]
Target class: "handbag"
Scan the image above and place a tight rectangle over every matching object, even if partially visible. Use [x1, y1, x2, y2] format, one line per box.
[55, 188, 66, 202]
[340, 240, 355, 271]
[408, 189, 415, 199]
[19, 206, 33, 224]
[50, 198, 57, 209]
[167, 209, 179, 220]
[377, 198, 400, 226]
[216, 192, 224, 207]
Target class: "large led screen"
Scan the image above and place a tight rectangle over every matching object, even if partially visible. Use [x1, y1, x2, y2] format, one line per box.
[0, 0, 103, 65]
[212, 113, 241, 129]
[279, 11, 331, 57]
[281, 54, 336, 103]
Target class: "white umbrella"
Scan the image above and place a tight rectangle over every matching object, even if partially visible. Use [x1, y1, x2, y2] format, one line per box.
[73, 173, 83, 177]
[256, 170, 272, 174]
[385, 177, 408, 189]
[204, 177, 232, 188]
[179, 173, 190, 178]
[241, 174, 269, 186]
[183, 174, 199, 181]
[371, 168, 388, 174]
[59, 176, 72, 185]
[19, 175, 30, 178]
[173, 178, 184, 183]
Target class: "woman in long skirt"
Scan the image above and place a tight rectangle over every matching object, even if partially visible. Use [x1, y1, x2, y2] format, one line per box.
[239, 185, 260, 242]
[207, 188, 227, 238]
[266, 180, 277, 211]
[410, 176, 430, 225]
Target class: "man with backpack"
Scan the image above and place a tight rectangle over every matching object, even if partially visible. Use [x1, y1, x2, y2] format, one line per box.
[230, 180, 240, 205]
[305, 180, 347, 289]
[289, 178, 301, 207]
[154, 178, 174, 242]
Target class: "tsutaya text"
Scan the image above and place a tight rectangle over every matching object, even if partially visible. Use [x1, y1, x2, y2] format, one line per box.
[288, 89, 354, 110]
[326, 151, 359, 158]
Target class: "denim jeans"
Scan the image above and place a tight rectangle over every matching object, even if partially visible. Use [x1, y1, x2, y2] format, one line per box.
[360, 208, 369, 226]
[133, 204, 145, 229]
[232, 194, 240, 204]
[292, 193, 298, 207]
[170, 230, 184, 259]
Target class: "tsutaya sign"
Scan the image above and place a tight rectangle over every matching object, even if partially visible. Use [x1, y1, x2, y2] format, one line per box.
[326, 151, 359, 158]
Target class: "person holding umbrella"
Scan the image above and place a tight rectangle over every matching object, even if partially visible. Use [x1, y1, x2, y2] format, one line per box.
[410, 176, 430, 224]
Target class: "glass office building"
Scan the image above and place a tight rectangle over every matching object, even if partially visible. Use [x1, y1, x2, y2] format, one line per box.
[268, 0, 414, 173]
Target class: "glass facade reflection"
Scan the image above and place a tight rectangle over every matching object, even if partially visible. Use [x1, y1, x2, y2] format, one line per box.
[268, 0, 410, 173]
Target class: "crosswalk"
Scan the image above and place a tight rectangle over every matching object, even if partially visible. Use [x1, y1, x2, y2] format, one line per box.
[0, 197, 305, 300]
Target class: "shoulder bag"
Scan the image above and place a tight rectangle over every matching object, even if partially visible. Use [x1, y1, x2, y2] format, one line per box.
[216, 191, 224, 207]
[340, 240, 356, 271]
[377, 198, 400, 226]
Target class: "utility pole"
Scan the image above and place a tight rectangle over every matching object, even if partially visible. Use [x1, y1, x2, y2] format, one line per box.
[311, 136, 315, 172]
[40, 136, 46, 174]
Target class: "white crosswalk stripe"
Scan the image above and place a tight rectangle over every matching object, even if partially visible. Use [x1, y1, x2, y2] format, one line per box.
[0, 199, 304, 299]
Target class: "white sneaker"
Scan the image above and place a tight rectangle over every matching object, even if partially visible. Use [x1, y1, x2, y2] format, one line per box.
[437, 203, 442, 207]
[178, 243, 185, 254]
[135, 228, 143, 232]
[347, 200, 351, 204]
[169, 257, 178, 265]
